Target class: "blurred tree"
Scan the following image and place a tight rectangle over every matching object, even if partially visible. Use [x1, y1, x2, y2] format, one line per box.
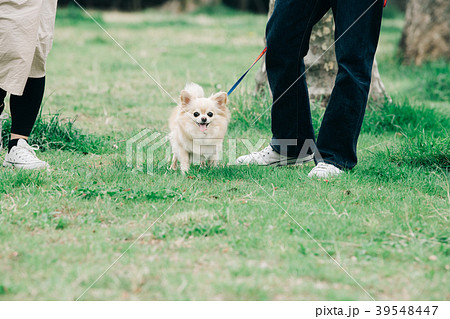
[58, 0, 269, 12]
[254, 0, 274, 94]
[224, 0, 268, 13]
[399, 0, 450, 65]
[391, 0, 408, 11]
[256, 1, 388, 105]
[58, 0, 166, 10]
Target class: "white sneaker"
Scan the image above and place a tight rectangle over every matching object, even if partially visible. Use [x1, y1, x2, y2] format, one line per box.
[308, 162, 342, 178]
[236, 145, 314, 166]
[3, 139, 49, 170]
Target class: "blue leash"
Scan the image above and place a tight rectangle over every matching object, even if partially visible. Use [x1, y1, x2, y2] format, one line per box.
[227, 47, 267, 96]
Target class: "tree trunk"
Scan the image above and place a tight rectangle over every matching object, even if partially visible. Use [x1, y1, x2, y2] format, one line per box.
[255, 1, 389, 106]
[399, 0, 450, 65]
[391, 0, 408, 12]
[254, 0, 274, 95]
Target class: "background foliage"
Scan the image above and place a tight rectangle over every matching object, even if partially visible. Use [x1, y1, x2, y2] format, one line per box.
[57, 0, 270, 13]
[56, 0, 410, 13]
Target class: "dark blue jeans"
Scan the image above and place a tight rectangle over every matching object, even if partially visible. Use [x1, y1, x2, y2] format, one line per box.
[267, 0, 383, 169]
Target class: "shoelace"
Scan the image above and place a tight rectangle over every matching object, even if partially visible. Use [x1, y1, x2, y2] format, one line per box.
[250, 146, 272, 159]
[15, 143, 40, 161]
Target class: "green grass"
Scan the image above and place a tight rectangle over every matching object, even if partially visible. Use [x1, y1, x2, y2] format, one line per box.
[362, 100, 449, 137]
[382, 133, 449, 169]
[1, 113, 107, 154]
[0, 6, 449, 301]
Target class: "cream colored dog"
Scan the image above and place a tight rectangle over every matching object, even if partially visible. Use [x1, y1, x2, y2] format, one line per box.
[169, 83, 230, 174]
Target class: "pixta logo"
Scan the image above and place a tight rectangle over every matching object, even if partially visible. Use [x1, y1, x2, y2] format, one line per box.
[126, 129, 171, 175]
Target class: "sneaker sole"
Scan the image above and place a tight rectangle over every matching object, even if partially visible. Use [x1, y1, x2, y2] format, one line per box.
[269, 154, 315, 167]
[236, 154, 315, 167]
[3, 160, 49, 170]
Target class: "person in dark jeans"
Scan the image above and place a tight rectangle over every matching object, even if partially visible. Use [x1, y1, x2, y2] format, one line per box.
[236, 0, 384, 178]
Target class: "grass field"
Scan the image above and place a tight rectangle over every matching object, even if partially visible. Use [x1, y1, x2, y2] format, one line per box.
[0, 5, 449, 300]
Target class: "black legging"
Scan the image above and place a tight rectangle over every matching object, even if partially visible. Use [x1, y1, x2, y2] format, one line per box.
[0, 76, 45, 137]
[0, 87, 5, 115]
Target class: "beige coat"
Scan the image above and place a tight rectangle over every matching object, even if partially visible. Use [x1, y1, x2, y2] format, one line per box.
[0, 0, 58, 96]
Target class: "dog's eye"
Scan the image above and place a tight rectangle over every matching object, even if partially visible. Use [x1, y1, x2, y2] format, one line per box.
[207, 112, 214, 117]
[193, 112, 200, 117]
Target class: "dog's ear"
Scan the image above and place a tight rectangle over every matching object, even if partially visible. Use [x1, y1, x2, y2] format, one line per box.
[180, 90, 192, 107]
[211, 92, 228, 110]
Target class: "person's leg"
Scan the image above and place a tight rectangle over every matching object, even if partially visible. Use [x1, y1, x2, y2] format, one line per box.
[315, 0, 384, 170]
[8, 77, 45, 150]
[2, 1, 56, 169]
[267, 0, 330, 157]
[3, 76, 48, 169]
[8, 0, 55, 150]
[0, 88, 6, 150]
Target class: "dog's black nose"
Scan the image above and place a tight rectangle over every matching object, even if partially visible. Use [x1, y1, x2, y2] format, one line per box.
[201, 117, 207, 123]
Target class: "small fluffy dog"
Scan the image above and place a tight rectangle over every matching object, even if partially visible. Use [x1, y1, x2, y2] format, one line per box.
[169, 83, 230, 173]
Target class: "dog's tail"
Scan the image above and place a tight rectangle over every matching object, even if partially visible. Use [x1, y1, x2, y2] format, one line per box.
[184, 82, 204, 98]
